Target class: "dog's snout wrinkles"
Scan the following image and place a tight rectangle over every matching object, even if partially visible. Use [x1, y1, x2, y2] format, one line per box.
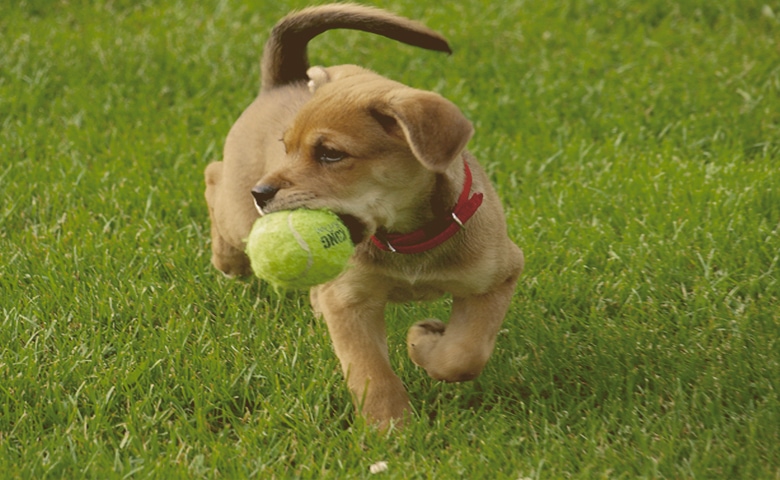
[251, 184, 279, 210]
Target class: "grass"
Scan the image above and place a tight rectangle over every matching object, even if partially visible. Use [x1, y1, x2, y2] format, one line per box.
[1, 0, 778, 477]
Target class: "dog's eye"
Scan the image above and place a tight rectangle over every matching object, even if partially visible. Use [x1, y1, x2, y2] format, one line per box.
[315, 145, 347, 163]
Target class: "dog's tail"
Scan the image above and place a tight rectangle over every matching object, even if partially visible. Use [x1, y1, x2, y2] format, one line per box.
[261, 4, 451, 91]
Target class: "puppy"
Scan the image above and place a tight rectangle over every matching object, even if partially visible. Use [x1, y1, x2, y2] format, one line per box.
[205, 4, 524, 427]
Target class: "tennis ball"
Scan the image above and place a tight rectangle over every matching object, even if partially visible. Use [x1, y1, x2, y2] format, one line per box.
[245, 209, 354, 290]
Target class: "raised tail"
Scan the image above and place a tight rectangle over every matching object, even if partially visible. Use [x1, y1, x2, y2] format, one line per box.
[260, 4, 451, 91]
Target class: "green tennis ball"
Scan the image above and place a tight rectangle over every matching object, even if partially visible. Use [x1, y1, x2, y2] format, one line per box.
[245, 209, 355, 290]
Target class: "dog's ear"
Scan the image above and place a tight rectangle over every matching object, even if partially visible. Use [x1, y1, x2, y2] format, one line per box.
[306, 67, 331, 92]
[373, 91, 474, 173]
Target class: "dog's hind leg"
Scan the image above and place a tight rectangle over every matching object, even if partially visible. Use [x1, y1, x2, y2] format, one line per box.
[406, 262, 521, 382]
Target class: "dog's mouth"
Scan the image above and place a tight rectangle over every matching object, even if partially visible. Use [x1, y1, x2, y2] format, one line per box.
[335, 213, 368, 246]
[255, 200, 368, 246]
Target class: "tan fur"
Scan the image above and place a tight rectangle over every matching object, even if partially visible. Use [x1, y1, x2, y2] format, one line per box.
[204, 4, 524, 428]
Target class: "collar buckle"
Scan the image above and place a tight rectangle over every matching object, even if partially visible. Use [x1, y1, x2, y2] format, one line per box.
[451, 211, 466, 229]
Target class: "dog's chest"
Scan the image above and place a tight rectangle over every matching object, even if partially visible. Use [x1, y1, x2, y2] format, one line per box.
[385, 266, 447, 302]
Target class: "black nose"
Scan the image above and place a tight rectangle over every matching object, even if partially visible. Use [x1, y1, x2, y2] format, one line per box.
[251, 184, 279, 210]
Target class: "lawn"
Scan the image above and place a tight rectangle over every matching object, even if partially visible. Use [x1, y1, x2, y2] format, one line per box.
[1, 0, 778, 478]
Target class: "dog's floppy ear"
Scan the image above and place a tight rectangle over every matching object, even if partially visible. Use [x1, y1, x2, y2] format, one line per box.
[373, 91, 474, 172]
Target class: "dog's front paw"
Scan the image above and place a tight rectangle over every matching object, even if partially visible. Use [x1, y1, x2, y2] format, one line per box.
[407, 319, 446, 371]
[407, 319, 486, 382]
[211, 252, 252, 278]
[357, 377, 412, 429]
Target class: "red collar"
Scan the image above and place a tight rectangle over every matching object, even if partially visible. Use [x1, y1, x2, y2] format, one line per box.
[370, 160, 484, 254]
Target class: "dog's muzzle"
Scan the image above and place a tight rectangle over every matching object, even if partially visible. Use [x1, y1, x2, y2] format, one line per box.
[250, 185, 367, 245]
[251, 184, 279, 215]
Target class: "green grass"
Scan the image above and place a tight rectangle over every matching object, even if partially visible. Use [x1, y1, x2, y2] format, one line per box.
[2, 0, 778, 477]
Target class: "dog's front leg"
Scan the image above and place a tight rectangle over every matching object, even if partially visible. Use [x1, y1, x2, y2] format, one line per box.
[407, 270, 520, 382]
[313, 281, 411, 428]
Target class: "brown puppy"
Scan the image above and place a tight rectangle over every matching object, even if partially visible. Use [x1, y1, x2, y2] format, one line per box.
[205, 4, 524, 427]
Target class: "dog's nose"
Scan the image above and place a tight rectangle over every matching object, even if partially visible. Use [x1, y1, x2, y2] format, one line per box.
[251, 184, 279, 211]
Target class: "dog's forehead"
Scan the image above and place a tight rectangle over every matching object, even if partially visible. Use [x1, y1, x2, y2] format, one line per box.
[286, 80, 397, 140]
